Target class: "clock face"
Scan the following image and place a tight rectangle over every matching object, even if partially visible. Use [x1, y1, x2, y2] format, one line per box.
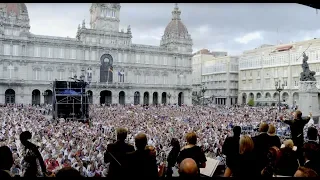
[104, 57, 110, 64]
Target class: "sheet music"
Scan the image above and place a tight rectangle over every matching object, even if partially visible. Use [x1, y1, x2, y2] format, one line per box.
[200, 157, 220, 177]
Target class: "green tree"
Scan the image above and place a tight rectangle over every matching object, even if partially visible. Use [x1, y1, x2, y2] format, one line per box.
[248, 98, 255, 106]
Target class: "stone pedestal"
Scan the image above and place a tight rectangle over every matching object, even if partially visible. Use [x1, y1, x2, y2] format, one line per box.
[298, 81, 319, 118]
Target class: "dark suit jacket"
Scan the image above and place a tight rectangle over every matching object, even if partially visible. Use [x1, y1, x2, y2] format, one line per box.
[104, 141, 135, 178]
[269, 135, 281, 148]
[284, 117, 310, 147]
[126, 149, 159, 179]
[222, 136, 240, 168]
[252, 133, 271, 171]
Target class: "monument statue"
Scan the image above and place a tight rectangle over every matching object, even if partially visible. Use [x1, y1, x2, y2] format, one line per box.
[300, 52, 316, 81]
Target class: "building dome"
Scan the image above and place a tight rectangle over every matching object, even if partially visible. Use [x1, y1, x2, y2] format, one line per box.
[0, 3, 28, 17]
[163, 4, 189, 38]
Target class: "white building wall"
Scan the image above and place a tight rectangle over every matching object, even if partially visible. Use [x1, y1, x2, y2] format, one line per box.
[238, 39, 320, 107]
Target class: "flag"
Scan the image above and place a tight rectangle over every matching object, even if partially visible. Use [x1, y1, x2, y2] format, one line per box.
[118, 71, 122, 76]
[109, 66, 113, 72]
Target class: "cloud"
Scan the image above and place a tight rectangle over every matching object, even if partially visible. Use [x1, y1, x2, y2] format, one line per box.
[25, 3, 320, 55]
[235, 32, 263, 44]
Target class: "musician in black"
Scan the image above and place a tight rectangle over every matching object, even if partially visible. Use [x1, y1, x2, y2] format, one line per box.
[20, 131, 47, 177]
[104, 127, 134, 178]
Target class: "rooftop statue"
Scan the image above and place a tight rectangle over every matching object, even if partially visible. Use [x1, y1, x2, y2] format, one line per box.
[300, 52, 316, 81]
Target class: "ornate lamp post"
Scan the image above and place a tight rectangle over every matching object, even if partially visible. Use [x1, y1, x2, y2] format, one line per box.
[275, 80, 285, 112]
[168, 93, 171, 105]
[201, 85, 207, 106]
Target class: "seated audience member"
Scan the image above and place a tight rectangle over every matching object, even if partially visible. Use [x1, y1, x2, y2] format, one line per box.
[126, 133, 158, 178]
[222, 126, 241, 177]
[226, 135, 260, 177]
[294, 167, 318, 177]
[177, 132, 207, 172]
[268, 124, 281, 148]
[178, 158, 199, 178]
[0, 146, 14, 177]
[302, 143, 320, 175]
[275, 139, 299, 176]
[55, 167, 82, 177]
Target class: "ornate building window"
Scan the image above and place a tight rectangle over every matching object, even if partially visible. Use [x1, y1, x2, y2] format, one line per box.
[87, 68, 92, 80]
[118, 70, 125, 83]
[34, 47, 40, 57]
[47, 71, 52, 81]
[71, 49, 76, 59]
[48, 48, 53, 58]
[13, 45, 19, 56]
[59, 48, 64, 58]
[91, 51, 96, 60]
[4, 44, 11, 55]
[136, 54, 140, 63]
[34, 69, 40, 80]
[59, 71, 64, 80]
[85, 50, 90, 60]
[8, 64, 14, 79]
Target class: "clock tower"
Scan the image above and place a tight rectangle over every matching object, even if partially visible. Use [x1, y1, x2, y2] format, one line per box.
[90, 3, 121, 32]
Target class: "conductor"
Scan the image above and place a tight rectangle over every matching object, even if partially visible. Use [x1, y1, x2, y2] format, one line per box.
[281, 110, 311, 164]
[281, 110, 311, 147]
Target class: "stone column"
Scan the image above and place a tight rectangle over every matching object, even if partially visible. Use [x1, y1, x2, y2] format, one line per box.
[298, 81, 319, 118]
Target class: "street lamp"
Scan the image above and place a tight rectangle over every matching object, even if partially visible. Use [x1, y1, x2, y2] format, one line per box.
[168, 93, 171, 105]
[201, 85, 207, 106]
[275, 80, 285, 112]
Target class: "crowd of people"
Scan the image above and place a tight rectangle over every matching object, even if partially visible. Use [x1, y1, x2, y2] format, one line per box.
[0, 103, 319, 178]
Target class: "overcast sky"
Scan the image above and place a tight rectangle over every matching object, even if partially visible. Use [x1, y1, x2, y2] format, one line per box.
[26, 3, 320, 55]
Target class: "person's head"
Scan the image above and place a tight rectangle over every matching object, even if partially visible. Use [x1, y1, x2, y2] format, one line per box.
[116, 128, 128, 142]
[294, 167, 318, 177]
[239, 135, 254, 154]
[233, 126, 241, 137]
[171, 138, 180, 149]
[307, 127, 318, 141]
[283, 139, 294, 149]
[20, 131, 32, 145]
[55, 167, 82, 177]
[259, 122, 269, 133]
[267, 124, 276, 136]
[0, 146, 13, 170]
[294, 110, 302, 119]
[186, 132, 197, 145]
[303, 143, 318, 161]
[179, 158, 198, 178]
[135, 133, 147, 150]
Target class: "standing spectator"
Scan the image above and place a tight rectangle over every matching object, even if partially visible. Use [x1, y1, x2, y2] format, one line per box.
[302, 143, 320, 175]
[268, 124, 281, 148]
[226, 135, 260, 177]
[104, 128, 134, 178]
[222, 126, 241, 177]
[276, 140, 299, 176]
[126, 133, 158, 178]
[252, 122, 271, 172]
[177, 132, 207, 171]
[166, 138, 180, 177]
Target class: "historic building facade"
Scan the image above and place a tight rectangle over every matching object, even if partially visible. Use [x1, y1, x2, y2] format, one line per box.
[238, 39, 320, 107]
[0, 3, 193, 105]
[192, 49, 238, 105]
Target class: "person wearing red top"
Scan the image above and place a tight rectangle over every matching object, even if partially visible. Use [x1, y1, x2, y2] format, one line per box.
[46, 158, 59, 173]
